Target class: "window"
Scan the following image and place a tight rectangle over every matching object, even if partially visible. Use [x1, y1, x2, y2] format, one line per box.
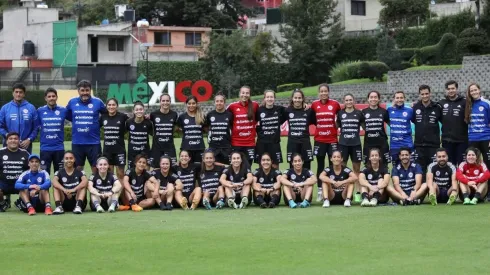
[154, 31, 171, 45]
[185, 33, 202, 46]
[108, 38, 124, 51]
[351, 0, 366, 16]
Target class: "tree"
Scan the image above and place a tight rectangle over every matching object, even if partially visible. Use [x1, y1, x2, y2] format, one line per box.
[379, 0, 431, 29]
[276, 0, 343, 86]
[131, 0, 249, 29]
[74, 0, 129, 27]
[376, 33, 402, 70]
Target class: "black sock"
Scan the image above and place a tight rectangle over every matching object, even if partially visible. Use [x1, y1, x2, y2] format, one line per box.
[356, 191, 361, 195]
[316, 157, 326, 188]
[45, 202, 51, 208]
[256, 195, 265, 205]
[475, 192, 482, 200]
[373, 192, 381, 199]
[129, 199, 135, 206]
[463, 193, 469, 199]
[76, 200, 83, 207]
[159, 201, 165, 207]
[361, 192, 368, 199]
[271, 194, 280, 205]
[55, 201, 61, 207]
[26, 202, 32, 209]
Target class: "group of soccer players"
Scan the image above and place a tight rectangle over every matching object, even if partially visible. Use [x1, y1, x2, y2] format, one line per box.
[0, 79, 488, 215]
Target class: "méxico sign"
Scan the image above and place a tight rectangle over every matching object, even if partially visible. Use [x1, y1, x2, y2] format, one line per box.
[107, 74, 213, 105]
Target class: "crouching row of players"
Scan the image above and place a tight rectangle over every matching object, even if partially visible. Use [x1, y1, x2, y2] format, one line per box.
[15, 145, 489, 215]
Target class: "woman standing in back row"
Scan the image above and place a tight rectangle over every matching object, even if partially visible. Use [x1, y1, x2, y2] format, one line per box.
[362, 91, 390, 165]
[177, 96, 206, 164]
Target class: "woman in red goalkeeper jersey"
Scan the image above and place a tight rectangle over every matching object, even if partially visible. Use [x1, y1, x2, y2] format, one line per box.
[227, 86, 259, 166]
[457, 147, 490, 205]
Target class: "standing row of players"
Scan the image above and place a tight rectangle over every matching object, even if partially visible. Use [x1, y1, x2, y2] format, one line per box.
[0, 79, 486, 211]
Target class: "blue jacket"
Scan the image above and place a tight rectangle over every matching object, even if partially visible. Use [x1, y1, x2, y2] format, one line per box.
[37, 105, 67, 151]
[0, 100, 38, 142]
[388, 105, 413, 150]
[66, 96, 106, 145]
[468, 98, 490, 142]
[15, 169, 51, 191]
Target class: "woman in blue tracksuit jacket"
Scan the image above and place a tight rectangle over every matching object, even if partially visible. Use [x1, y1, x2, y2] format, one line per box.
[464, 83, 490, 168]
[0, 83, 38, 153]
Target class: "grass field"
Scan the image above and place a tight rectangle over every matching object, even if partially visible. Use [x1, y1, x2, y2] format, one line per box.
[2, 138, 490, 274]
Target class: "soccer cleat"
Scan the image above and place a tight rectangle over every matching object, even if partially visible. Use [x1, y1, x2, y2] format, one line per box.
[45, 206, 53, 215]
[108, 203, 117, 213]
[288, 200, 297, 209]
[354, 193, 362, 204]
[344, 199, 351, 207]
[463, 197, 471, 205]
[260, 202, 267, 208]
[239, 197, 248, 209]
[414, 199, 421, 205]
[228, 198, 238, 209]
[316, 188, 323, 202]
[215, 200, 225, 209]
[0, 201, 8, 212]
[447, 194, 456, 205]
[118, 205, 130, 211]
[203, 198, 212, 210]
[73, 206, 83, 214]
[361, 198, 370, 207]
[53, 206, 64, 215]
[369, 198, 378, 207]
[96, 205, 105, 213]
[469, 198, 478, 205]
[131, 204, 143, 212]
[28, 207, 36, 216]
[322, 199, 330, 208]
[268, 201, 276, 208]
[300, 200, 310, 208]
[180, 197, 189, 210]
[429, 193, 437, 206]
[166, 203, 173, 211]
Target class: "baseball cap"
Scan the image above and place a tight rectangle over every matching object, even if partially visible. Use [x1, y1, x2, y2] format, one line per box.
[28, 154, 40, 161]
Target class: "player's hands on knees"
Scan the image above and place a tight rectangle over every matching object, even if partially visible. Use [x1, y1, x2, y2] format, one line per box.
[29, 190, 37, 197]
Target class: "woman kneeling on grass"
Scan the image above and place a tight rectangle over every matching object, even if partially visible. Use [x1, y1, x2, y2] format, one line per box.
[358, 148, 390, 207]
[252, 153, 282, 208]
[173, 150, 202, 210]
[52, 151, 88, 214]
[150, 156, 182, 211]
[88, 157, 122, 213]
[280, 153, 316, 208]
[200, 150, 226, 209]
[220, 151, 253, 209]
[457, 147, 490, 205]
[122, 154, 159, 211]
[319, 150, 357, 208]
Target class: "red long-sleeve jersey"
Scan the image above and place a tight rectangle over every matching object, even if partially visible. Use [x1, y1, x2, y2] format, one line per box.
[310, 99, 341, 143]
[456, 162, 490, 184]
[227, 101, 259, 147]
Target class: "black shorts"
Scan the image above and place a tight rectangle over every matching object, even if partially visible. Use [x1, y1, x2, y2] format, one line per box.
[232, 146, 255, 165]
[330, 191, 345, 205]
[40, 150, 64, 174]
[363, 142, 390, 164]
[338, 144, 362, 163]
[89, 197, 110, 211]
[150, 147, 177, 168]
[437, 188, 450, 203]
[287, 139, 313, 162]
[103, 151, 126, 166]
[63, 197, 87, 211]
[313, 141, 338, 158]
[0, 182, 18, 195]
[210, 147, 232, 165]
[183, 149, 204, 164]
[72, 144, 101, 167]
[253, 191, 281, 205]
[255, 142, 282, 164]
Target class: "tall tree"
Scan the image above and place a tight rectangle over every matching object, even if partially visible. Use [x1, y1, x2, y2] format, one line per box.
[378, 0, 430, 28]
[276, 0, 343, 86]
[131, 0, 249, 29]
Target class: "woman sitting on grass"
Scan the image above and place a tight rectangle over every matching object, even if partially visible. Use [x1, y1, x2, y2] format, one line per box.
[88, 156, 122, 213]
[252, 152, 282, 208]
[280, 153, 316, 208]
[149, 156, 181, 211]
[200, 150, 225, 209]
[319, 150, 357, 208]
[358, 148, 390, 207]
[220, 151, 253, 209]
[457, 147, 490, 205]
[122, 154, 159, 212]
[173, 150, 201, 210]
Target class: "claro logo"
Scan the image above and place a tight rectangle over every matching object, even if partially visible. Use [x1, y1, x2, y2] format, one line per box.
[107, 74, 213, 105]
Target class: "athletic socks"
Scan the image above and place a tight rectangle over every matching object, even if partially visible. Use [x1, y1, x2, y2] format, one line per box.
[361, 192, 368, 199]
[111, 200, 118, 206]
[271, 194, 280, 205]
[373, 192, 381, 200]
[76, 200, 83, 207]
[219, 197, 224, 203]
[463, 193, 469, 199]
[45, 202, 51, 208]
[26, 202, 32, 209]
[256, 195, 265, 206]
[475, 192, 482, 200]
[55, 201, 61, 207]
[129, 199, 135, 206]
[93, 201, 100, 208]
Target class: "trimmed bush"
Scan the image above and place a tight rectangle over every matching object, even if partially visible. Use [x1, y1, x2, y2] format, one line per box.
[332, 36, 378, 64]
[415, 33, 458, 65]
[457, 28, 490, 56]
[397, 48, 417, 62]
[277, 83, 304, 93]
[0, 90, 46, 108]
[330, 61, 389, 83]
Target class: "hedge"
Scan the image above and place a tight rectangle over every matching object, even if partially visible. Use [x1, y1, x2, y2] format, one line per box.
[332, 35, 378, 64]
[276, 83, 303, 93]
[0, 90, 47, 108]
[415, 33, 459, 65]
[330, 61, 389, 83]
[457, 28, 490, 56]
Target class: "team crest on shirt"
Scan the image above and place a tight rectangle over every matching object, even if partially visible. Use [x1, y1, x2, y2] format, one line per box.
[260, 113, 265, 118]
[416, 109, 421, 114]
[329, 175, 335, 180]
[184, 119, 189, 124]
[365, 114, 370, 119]
[97, 179, 102, 184]
[342, 114, 347, 119]
[436, 171, 440, 176]
[41, 160, 45, 164]
[289, 113, 294, 118]
[177, 171, 181, 176]
[201, 174, 205, 179]
[291, 174, 296, 180]
[130, 125, 135, 130]
[408, 172, 413, 178]
[230, 175, 234, 181]
[23, 109, 28, 114]
[402, 112, 408, 117]
[328, 106, 333, 110]
[37, 177, 42, 183]
[479, 106, 484, 112]
[237, 108, 240, 111]
[62, 177, 67, 182]
[88, 104, 93, 108]
[259, 177, 264, 183]
[3, 155, 7, 160]
[55, 110, 60, 116]
[368, 174, 373, 180]
[155, 118, 161, 123]
[210, 116, 215, 122]
[132, 179, 136, 184]
[103, 120, 107, 125]
[444, 104, 449, 108]
[474, 170, 479, 175]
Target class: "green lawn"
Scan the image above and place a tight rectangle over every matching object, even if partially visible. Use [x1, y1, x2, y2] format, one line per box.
[2, 138, 490, 274]
[404, 64, 463, 71]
